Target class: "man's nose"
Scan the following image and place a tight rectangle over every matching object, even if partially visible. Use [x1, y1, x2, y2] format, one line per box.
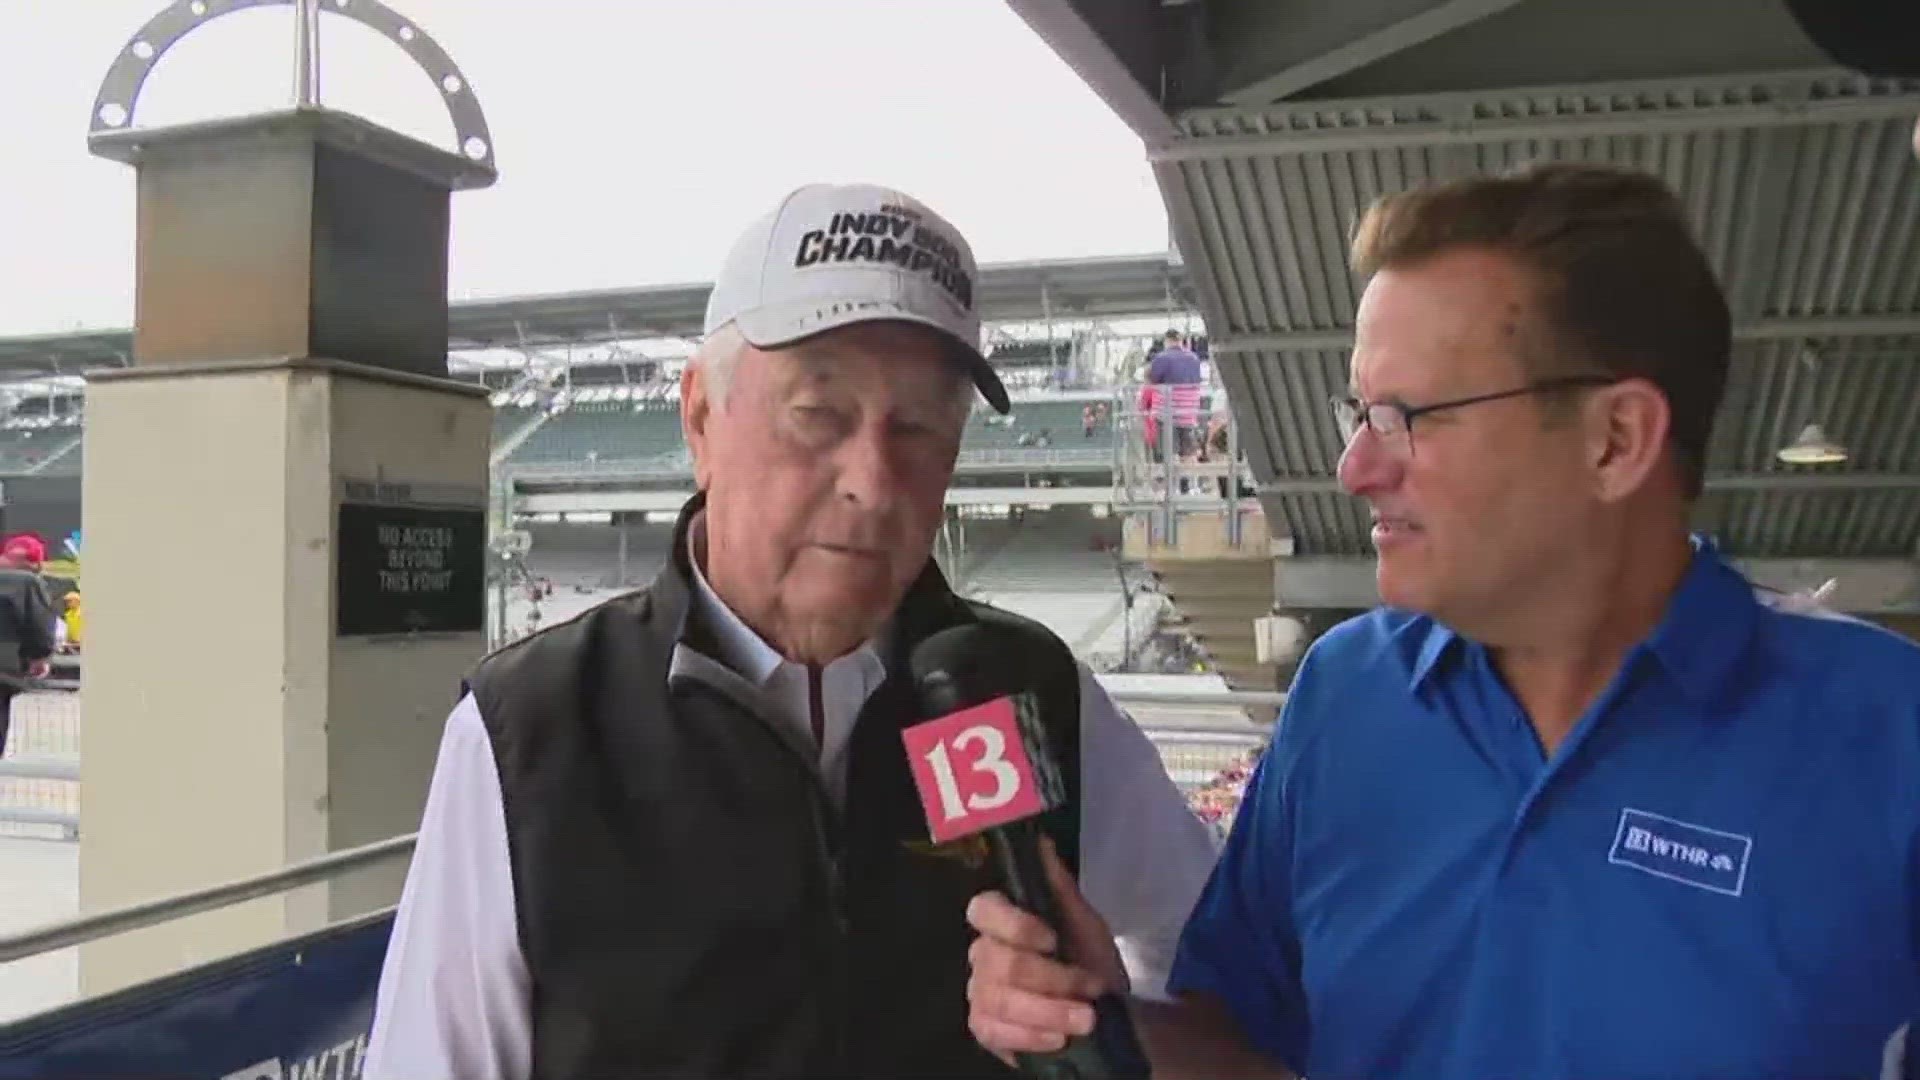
[1336, 425, 1402, 497]
[833, 423, 905, 511]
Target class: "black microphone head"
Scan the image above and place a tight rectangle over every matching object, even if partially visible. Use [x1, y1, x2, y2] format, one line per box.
[909, 623, 1015, 718]
[907, 622, 1068, 815]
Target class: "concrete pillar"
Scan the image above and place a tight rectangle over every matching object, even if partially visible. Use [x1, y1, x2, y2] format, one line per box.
[78, 108, 495, 996]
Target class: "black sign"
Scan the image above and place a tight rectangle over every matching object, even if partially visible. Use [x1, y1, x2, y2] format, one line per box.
[336, 501, 485, 636]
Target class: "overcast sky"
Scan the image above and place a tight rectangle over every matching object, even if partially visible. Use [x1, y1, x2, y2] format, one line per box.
[0, 1, 1169, 336]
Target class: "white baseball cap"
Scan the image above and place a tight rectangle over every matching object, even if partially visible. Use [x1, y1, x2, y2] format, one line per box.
[703, 183, 1010, 414]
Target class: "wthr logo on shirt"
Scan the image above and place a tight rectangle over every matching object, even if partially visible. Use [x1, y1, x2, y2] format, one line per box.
[1607, 808, 1753, 897]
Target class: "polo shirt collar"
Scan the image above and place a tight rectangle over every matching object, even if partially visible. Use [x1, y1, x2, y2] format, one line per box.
[1407, 534, 1760, 707]
[1409, 620, 1457, 691]
[1637, 535, 1761, 707]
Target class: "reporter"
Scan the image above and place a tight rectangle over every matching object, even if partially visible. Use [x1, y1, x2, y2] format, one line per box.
[967, 162, 1920, 1080]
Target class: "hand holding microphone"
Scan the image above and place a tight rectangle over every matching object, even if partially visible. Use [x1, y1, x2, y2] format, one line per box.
[965, 842, 1133, 1064]
[904, 625, 1151, 1080]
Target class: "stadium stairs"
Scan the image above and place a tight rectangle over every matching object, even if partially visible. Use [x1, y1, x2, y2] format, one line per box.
[1121, 501, 1279, 693]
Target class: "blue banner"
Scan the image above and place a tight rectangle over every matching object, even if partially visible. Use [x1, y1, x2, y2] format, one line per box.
[0, 910, 392, 1080]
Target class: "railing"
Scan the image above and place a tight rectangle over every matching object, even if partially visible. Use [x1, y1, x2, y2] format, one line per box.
[0, 834, 414, 964]
[0, 688, 82, 838]
[0, 688, 1273, 967]
[502, 454, 690, 480]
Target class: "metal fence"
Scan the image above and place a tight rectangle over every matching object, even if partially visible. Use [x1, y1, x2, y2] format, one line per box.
[0, 688, 1278, 974]
[0, 688, 1274, 842]
[0, 690, 80, 839]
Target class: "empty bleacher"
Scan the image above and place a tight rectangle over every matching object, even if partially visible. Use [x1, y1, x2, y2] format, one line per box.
[959, 507, 1134, 661]
[492, 404, 539, 444]
[507, 401, 685, 467]
[964, 401, 1105, 452]
[0, 427, 78, 476]
[36, 440, 80, 477]
[522, 520, 678, 590]
[965, 507, 1119, 594]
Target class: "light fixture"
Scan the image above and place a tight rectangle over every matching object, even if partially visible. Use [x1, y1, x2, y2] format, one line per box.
[1776, 423, 1849, 466]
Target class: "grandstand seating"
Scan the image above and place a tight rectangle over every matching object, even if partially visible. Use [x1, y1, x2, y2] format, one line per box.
[37, 441, 80, 477]
[965, 401, 1107, 451]
[521, 520, 677, 589]
[508, 402, 685, 467]
[491, 404, 539, 445]
[0, 427, 79, 476]
[500, 397, 1122, 470]
[963, 507, 1119, 594]
[949, 506, 1146, 663]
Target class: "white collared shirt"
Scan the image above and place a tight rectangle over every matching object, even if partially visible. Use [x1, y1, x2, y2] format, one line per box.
[365, 539, 1220, 1080]
[683, 543, 884, 808]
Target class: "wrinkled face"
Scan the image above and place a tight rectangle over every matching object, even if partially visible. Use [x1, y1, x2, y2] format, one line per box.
[684, 321, 966, 663]
[1337, 246, 1601, 629]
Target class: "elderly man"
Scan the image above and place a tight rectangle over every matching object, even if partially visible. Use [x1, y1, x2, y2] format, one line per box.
[963, 162, 1920, 1080]
[364, 184, 1217, 1079]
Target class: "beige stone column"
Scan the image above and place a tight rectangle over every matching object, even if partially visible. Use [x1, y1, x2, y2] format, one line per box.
[77, 108, 494, 996]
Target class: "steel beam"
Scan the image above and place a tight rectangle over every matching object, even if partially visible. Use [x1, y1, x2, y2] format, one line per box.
[0, 757, 79, 782]
[1214, 314, 1920, 354]
[1003, 0, 1180, 142]
[1274, 555, 1920, 613]
[1259, 472, 1920, 495]
[0, 808, 78, 835]
[1150, 80, 1920, 161]
[1222, 0, 1530, 107]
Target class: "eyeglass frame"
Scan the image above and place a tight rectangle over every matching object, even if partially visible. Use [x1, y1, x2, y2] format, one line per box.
[1329, 373, 1628, 455]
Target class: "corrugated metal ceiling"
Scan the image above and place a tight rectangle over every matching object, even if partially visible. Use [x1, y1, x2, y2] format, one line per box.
[1157, 70, 1920, 558]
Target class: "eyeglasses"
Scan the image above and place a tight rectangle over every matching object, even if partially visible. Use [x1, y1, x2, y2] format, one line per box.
[1330, 374, 1624, 457]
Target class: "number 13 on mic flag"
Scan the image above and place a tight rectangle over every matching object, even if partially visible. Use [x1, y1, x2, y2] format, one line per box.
[902, 694, 1064, 845]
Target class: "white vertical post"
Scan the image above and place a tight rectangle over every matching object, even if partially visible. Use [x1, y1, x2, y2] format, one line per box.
[293, 0, 321, 107]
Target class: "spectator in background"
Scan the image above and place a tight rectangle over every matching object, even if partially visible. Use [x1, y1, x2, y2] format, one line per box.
[61, 593, 82, 653]
[1147, 330, 1205, 492]
[0, 536, 56, 758]
[1138, 383, 1163, 463]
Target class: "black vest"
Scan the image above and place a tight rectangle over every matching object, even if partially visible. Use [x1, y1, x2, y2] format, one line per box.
[466, 497, 1084, 1079]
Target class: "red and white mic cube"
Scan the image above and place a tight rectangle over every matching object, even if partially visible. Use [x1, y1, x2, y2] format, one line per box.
[902, 695, 1049, 845]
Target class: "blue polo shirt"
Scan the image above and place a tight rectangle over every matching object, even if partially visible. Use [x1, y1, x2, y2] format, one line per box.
[1169, 540, 1920, 1079]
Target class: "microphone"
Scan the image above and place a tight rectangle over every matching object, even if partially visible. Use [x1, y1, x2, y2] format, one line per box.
[904, 624, 1151, 1080]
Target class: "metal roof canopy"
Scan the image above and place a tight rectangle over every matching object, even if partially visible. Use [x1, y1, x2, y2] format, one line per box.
[1010, 0, 1920, 612]
[0, 253, 1195, 380]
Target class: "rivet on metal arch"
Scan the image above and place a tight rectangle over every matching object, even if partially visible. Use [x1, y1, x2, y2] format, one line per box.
[88, 0, 497, 176]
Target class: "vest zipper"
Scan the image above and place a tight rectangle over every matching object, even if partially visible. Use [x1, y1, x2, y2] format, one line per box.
[802, 668, 851, 1071]
[682, 677, 851, 1070]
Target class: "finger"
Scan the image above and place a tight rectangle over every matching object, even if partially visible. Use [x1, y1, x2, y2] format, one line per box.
[972, 981, 1097, 1038]
[966, 890, 1058, 954]
[968, 936, 1106, 1001]
[970, 1012, 1068, 1057]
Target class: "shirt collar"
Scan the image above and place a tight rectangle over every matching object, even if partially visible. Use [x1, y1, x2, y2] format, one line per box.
[684, 513, 885, 687]
[1408, 534, 1761, 707]
[1637, 535, 1762, 706]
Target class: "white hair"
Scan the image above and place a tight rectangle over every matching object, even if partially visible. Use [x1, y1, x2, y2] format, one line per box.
[691, 324, 752, 408]
[693, 323, 977, 431]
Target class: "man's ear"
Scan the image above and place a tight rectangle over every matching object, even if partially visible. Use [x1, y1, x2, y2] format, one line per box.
[681, 362, 714, 491]
[1585, 378, 1671, 504]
